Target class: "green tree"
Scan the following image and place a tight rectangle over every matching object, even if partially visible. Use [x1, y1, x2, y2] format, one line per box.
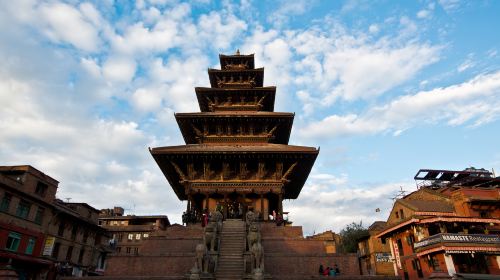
[339, 221, 369, 253]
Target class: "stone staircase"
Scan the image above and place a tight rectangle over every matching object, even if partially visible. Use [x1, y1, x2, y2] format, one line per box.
[215, 219, 246, 280]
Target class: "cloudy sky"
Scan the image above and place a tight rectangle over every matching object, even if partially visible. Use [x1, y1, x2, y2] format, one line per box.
[1, 0, 499, 235]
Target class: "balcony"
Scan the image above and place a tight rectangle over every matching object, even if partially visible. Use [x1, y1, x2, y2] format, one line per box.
[413, 233, 500, 251]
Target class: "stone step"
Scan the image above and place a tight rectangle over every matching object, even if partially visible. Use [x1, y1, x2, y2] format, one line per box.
[219, 249, 244, 253]
[218, 265, 243, 268]
[218, 259, 243, 262]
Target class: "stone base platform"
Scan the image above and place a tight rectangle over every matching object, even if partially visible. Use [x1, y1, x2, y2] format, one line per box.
[101, 222, 368, 279]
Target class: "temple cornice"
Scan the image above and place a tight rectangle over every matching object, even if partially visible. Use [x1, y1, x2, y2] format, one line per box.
[195, 87, 276, 112]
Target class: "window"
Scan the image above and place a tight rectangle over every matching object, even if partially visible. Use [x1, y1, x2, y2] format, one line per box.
[117, 233, 123, 242]
[400, 209, 405, 219]
[397, 239, 404, 256]
[58, 221, 66, 237]
[5, 232, 21, 251]
[126, 247, 131, 254]
[78, 249, 85, 264]
[25, 237, 36, 255]
[116, 247, 121, 253]
[66, 246, 73, 261]
[16, 200, 31, 219]
[35, 182, 48, 197]
[127, 233, 134, 241]
[135, 233, 141, 240]
[34, 207, 44, 224]
[52, 242, 61, 259]
[71, 225, 78, 241]
[395, 211, 399, 219]
[134, 247, 139, 255]
[143, 233, 149, 238]
[0, 193, 12, 212]
[82, 231, 89, 244]
[479, 211, 490, 218]
[412, 259, 423, 278]
[407, 235, 415, 246]
[428, 254, 441, 271]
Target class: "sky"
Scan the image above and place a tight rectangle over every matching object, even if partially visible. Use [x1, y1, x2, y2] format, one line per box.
[1, 0, 500, 235]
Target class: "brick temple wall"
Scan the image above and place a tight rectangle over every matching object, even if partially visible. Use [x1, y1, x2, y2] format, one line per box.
[261, 224, 361, 278]
[105, 255, 194, 277]
[265, 253, 360, 277]
[105, 224, 203, 277]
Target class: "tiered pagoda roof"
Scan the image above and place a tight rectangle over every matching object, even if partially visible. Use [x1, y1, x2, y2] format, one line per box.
[151, 51, 318, 201]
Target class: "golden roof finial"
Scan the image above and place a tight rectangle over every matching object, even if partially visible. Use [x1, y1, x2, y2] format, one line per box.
[236, 49, 240, 55]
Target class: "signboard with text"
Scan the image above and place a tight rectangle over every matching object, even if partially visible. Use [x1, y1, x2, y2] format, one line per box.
[42, 236, 56, 256]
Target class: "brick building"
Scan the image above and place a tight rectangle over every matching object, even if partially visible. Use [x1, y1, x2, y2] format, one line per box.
[358, 221, 395, 276]
[376, 168, 500, 279]
[0, 165, 56, 278]
[306, 230, 341, 254]
[47, 200, 110, 277]
[98, 207, 169, 256]
[0, 165, 110, 278]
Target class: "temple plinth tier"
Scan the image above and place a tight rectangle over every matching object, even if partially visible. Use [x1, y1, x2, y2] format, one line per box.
[150, 51, 319, 220]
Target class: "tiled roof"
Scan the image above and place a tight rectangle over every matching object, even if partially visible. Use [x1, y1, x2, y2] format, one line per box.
[151, 143, 318, 153]
[175, 111, 293, 117]
[399, 199, 454, 213]
[368, 221, 387, 232]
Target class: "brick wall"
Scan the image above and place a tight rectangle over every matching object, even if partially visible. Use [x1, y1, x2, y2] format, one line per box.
[105, 255, 195, 276]
[264, 254, 360, 278]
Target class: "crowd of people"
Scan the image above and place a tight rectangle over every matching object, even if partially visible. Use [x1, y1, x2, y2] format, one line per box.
[318, 264, 340, 277]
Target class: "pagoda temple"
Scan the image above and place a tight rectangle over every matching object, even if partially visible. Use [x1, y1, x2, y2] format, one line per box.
[150, 51, 319, 221]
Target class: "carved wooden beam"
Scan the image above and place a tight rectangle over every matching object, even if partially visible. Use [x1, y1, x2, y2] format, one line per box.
[171, 161, 186, 182]
[267, 125, 278, 136]
[275, 162, 283, 180]
[187, 163, 195, 180]
[282, 162, 298, 182]
[257, 95, 266, 106]
[191, 124, 203, 137]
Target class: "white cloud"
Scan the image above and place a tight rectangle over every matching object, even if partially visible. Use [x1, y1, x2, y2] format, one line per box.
[438, 0, 461, 12]
[322, 43, 440, 102]
[417, 9, 431, 19]
[197, 11, 247, 49]
[368, 24, 379, 33]
[299, 71, 500, 139]
[80, 57, 102, 78]
[39, 2, 101, 52]
[268, 0, 315, 28]
[103, 56, 137, 83]
[285, 176, 404, 234]
[457, 61, 473, 72]
[132, 87, 163, 112]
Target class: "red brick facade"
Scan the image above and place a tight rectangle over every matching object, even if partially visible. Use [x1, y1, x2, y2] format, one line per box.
[377, 181, 500, 280]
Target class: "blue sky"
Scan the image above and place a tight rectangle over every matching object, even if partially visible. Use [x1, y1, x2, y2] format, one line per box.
[1, 0, 499, 235]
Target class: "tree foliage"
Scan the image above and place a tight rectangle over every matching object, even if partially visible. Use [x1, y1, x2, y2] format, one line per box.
[339, 221, 369, 253]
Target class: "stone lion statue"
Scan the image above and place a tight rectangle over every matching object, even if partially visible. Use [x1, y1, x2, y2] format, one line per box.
[212, 210, 223, 233]
[204, 222, 217, 252]
[252, 267, 264, 280]
[247, 223, 261, 251]
[246, 210, 255, 227]
[250, 242, 264, 271]
[194, 243, 207, 273]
